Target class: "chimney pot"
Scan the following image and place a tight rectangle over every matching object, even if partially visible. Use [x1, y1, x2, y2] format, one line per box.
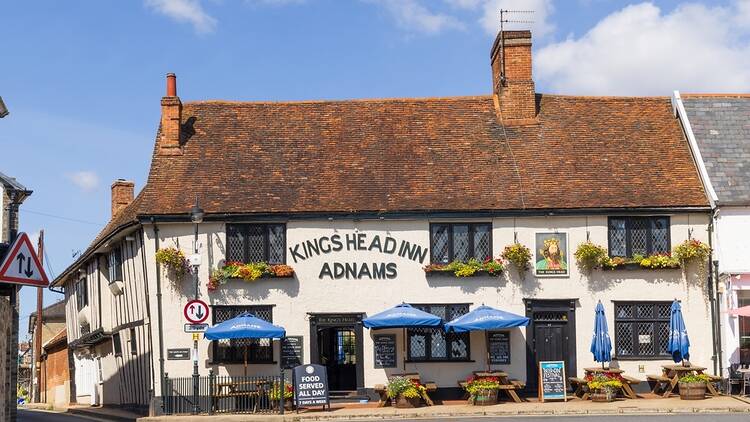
[490, 30, 536, 122]
[111, 180, 135, 217]
[166, 73, 177, 97]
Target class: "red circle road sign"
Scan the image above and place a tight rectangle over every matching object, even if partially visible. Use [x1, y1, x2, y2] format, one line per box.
[184, 299, 210, 324]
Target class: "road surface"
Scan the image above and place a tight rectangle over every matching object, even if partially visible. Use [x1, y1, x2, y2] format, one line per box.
[352, 415, 749, 422]
[18, 409, 102, 422]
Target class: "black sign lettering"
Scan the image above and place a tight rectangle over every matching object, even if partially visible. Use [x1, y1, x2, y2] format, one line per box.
[488, 331, 510, 365]
[373, 334, 396, 368]
[293, 364, 330, 408]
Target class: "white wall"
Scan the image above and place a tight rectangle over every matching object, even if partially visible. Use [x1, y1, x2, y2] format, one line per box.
[715, 206, 750, 274]
[145, 213, 712, 393]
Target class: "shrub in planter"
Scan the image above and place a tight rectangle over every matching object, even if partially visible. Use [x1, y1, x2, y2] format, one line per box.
[678, 373, 709, 400]
[574, 242, 608, 272]
[207, 262, 295, 291]
[270, 383, 294, 410]
[423, 258, 503, 277]
[155, 247, 191, 279]
[386, 376, 426, 408]
[464, 376, 501, 406]
[501, 243, 532, 277]
[585, 373, 623, 402]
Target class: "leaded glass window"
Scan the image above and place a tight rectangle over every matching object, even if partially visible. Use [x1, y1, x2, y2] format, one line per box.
[212, 305, 274, 363]
[226, 224, 286, 264]
[608, 217, 670, 258]
[614, 301, 671, 359]
[429, 223, 492, 264]
[407, 304, 470, 361]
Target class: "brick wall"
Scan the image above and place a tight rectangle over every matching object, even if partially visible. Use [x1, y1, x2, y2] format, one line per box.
[42, 340, 70, 406]
[0, 296, 10, 421]
[490, 31, 536, 121]
[1, 185, 8, 243]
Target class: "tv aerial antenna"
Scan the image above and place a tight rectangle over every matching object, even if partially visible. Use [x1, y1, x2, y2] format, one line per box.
[499, 9, 534, 86]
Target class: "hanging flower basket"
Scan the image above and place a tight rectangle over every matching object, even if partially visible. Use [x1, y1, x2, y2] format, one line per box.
[673, 239, 711, 280]
[207, 261, 295, 291]
[155, 247, 191, 280]
[501, 243, 532, 277]
[423, 258, 503, 277]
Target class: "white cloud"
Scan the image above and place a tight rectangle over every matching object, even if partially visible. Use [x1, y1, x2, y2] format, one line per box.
[535, 1, 750, 95]
[370, 0, 465, 34]
[446, 0, 554, 37]
[66, 171, 99, 192]
[145, 0, 217, 34]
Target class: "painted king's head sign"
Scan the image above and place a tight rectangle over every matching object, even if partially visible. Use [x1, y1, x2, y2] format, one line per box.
[288, 232, 428, 280]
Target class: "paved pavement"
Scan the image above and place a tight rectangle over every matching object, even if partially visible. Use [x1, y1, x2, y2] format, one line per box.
[18, 409, 103, 422]
[359, 416, 750, 422]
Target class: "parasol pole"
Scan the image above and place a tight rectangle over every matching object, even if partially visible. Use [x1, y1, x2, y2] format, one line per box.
[403, 327, 406, 371]
[244, 345, 248, 378]
[486, 331, 491, 372]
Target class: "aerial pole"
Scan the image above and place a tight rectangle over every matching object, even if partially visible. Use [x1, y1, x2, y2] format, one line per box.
[34, 230, 44, 403]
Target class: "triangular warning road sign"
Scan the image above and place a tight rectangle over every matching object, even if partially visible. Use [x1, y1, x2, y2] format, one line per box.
[0, 232, 49, 287]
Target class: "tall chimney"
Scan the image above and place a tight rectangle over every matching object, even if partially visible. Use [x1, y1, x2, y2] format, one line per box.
[111, 179, 134, 217]
[159, 73, 183, 156]
[490, 30, 536, 122]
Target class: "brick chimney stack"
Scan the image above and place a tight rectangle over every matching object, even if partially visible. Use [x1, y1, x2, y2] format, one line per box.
[111, 179, 134, 217]
[490, 30, 536, 122]
[159, 73, 183, 156]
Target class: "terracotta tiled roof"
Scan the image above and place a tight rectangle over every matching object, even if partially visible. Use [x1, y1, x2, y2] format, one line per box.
[43, 328, 67, 350]
[139, 94, 707, 215]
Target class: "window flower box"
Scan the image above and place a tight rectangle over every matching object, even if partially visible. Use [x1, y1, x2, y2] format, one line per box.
[208, 261, 294, 291]
[423, 258, 503, 277]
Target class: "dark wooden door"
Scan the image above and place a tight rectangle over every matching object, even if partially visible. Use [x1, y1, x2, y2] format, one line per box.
[317, 327, 357, 391]
[534, 323, 565, 363]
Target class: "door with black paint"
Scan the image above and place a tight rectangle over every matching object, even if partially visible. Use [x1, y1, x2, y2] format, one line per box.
[317, 327, 357, 392]
[534, 323, 565, 362]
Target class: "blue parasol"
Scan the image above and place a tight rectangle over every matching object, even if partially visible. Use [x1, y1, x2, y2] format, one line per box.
[667, 300, 690, 363]
[590, 301, 612, 367]
[444, 305, 529, 332]
[363, 303, 442, 329]
[205, 312, 285, 375]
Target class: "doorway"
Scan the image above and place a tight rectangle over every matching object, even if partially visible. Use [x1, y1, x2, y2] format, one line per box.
[524, 299, 577, 391]
[309, 314, 365, 395]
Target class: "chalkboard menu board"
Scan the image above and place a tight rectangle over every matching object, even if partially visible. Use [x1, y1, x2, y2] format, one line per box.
[293, 364, 330, 409]
[281, 336, 304, 369]
[487, 331, 510, 365]
[373, 334, 397, 368]
[538, 361, 567, 402]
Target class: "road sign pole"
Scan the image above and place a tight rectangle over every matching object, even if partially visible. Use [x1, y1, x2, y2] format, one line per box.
[191, 222, 200, 414]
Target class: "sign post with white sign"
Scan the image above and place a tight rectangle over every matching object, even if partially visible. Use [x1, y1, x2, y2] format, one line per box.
[0, 232, 49, 287]
[293, 364, 330, 412]
[184, 299, 209, 324]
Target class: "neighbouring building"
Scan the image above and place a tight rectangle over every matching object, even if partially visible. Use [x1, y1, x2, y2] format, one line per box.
[673, 93, 750, 376]
[52, 30, 716, 414]
[28, 300, 72, 406]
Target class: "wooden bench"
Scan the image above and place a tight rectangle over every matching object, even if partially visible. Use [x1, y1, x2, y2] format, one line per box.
[647, 374, 672, 394]
[569, 377, 588, 399]
[620, 375, 642, 399]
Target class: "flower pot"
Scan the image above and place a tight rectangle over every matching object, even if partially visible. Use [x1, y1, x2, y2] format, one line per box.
[679, 382, 706, 400]
[472, 389, 498, 406]
[394, 395, 421, 408]
[591, 389, 615, 402]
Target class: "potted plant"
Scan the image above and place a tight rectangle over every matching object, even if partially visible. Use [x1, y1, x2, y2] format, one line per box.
[574, 242, 608, 272]
[678, 373, 710, 400]
[270, 382, 294, 410]
[386, 376, 425, 408]
[501, 243, 532, 277]
[673, 239, 711, 280]
[464, 376, 501, 406]
[585, 373, 623, 402]
[155, 247, 191, 280]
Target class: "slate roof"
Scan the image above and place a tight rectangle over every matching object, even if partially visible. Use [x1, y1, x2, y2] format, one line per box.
[28, 300, 66, 334]
[682, 95, 750, 205]
[52, 93, 710, 286]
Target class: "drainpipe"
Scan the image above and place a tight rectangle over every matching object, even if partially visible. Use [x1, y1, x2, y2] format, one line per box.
[707, 211, 721, 375]
[152, 220, 166, 409]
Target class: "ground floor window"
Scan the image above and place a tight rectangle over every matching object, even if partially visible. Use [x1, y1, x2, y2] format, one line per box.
[212, 305, 274, 363]
[407, 304, 470, 361]
[739, 291, 750, 364]
[614, 301, 671, 359]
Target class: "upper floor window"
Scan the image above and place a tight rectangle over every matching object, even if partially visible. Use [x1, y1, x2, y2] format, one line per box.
[614, 301, 671, 359]
[430, 223, 492, 264]
[108, 245, 123, 282]
[226, 224, 285, 264]
[212, 305, 274, 364]
[608, 217, 670, 258]
[113, 332, 123, 357]
[75, 277, 88, 311]
[407, 304, 471, 362]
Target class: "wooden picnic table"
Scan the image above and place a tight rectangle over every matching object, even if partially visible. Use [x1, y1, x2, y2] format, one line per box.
[648, 364, 719, 398]
[458, 370, 526, 403]
[212, 379, 271, 413]
[579, 367, 640, 400]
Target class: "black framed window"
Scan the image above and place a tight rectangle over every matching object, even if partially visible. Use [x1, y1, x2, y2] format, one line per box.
[608, 217, 670, 258]
[614, 301, 671, 359]
[212, 305, 274, 364]
[75, 277, 88, 311]
[430, 223, 492, 264]
[226, 224, 286, 264]
[407, 304, 470, 362]
[130, 328, 137, 355]
[108, 245, 123, 282]
[113, 332, 123, 357]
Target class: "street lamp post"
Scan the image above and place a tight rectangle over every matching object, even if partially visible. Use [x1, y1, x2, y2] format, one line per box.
[189, 197, 204, 415]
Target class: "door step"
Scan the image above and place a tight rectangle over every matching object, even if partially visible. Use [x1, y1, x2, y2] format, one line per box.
[328, 391, 370, 403]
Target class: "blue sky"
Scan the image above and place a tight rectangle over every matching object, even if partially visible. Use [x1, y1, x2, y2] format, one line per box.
[2, 0, 749, 339]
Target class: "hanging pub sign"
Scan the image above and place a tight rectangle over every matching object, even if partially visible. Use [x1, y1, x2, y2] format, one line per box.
[373, 334, 397, 368]
[293, 364, 330, 410]
[281, 336, 304, 369]
[487, 331, 510, 365]
[534, 232, 569, 277]
[288, 231, 428, 280]
[538, 361, 567, 402]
